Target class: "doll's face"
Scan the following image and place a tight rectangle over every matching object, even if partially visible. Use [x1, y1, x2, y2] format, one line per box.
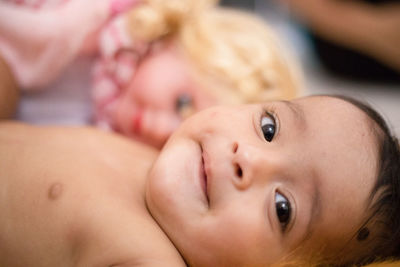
[114, 42, 218, 148]
[146, 96, 379, 266]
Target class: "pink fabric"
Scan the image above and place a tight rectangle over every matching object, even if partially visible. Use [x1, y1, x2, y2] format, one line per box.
[0, 0, 141, 89]
[4, 0, 136, 9]
[110, 0, 138, 16]
[3, 0, 66, 8]
[1, 0, 147, 128]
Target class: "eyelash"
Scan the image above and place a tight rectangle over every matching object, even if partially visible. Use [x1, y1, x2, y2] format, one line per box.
[260, 107, 279, 142]
[275, 191, 292, 233]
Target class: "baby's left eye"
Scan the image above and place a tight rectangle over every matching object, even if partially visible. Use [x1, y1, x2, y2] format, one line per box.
[260, 113, 276, 142]
[275, 192, 291, 232]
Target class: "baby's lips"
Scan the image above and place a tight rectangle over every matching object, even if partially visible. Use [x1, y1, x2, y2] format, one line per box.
[131, 108, 144, 135]
[110, 0, 142, 16]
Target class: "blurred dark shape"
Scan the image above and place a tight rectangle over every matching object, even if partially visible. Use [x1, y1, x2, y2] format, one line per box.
[311, 35, 400, 83]
[309, 0, 400, 83]
[220, 0, 255, 10]
[364, 0, 399, 4]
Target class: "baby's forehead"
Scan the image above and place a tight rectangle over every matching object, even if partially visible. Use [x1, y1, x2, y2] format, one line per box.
[295, 95, 378, 134]
[298, 95, 379, 177]
[276, 96, 380, 256]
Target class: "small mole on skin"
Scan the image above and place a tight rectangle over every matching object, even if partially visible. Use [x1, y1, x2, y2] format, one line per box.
[357, 227, 370, 241]
[48, 183, 63, 200]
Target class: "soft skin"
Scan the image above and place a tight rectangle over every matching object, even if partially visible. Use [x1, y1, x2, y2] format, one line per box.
[146, 96, 379, 266]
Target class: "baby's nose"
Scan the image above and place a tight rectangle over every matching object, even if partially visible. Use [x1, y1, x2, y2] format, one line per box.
[231, 141, 283, 190]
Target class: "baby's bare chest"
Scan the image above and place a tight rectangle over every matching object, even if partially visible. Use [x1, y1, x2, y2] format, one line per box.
[0, 156, 152, 266]
[0, 125, 179, 266]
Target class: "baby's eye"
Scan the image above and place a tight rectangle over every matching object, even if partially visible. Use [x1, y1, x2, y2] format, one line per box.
[275, 192, 291, 232]
[176, 93, 194, 119]
[260, 113, 276, 142]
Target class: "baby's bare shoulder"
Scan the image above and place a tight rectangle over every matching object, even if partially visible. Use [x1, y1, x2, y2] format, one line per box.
[75, 203, 186, 267]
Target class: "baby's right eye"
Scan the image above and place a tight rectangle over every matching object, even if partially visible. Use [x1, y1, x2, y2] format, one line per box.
[275, 192, 291, 232]
[260, 112, 276, 142]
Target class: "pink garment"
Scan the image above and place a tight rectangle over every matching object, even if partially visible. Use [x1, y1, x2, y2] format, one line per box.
[91, 14, 150, 130]
[0, 0, 146, 128]
[0, 0, 140, 89]
[4, 0, 136, 14]
[3, 0, 67, 9]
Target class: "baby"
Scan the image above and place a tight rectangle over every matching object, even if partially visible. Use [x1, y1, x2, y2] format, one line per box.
[0, 0, 302, 148]
[0, 72, 399, 265]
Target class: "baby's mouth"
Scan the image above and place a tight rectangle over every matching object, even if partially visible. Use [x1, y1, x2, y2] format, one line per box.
[200, 144, 209, 205]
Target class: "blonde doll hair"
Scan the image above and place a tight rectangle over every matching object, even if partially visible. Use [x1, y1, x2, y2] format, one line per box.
[126, 0, 302, 103]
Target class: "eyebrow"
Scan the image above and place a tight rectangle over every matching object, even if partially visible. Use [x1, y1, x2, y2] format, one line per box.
[278, 101, 320, 240]
[276, 101, 326, 250]
[301, 170, 322, 244]
[279, 101, 307, 131]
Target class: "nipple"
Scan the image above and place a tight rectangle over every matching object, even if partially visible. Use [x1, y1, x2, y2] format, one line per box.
[48, 183, 63, 200]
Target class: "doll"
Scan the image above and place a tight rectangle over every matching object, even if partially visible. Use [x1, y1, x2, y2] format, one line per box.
[0, 0, 303, 148]
[92, 0, 303, 148]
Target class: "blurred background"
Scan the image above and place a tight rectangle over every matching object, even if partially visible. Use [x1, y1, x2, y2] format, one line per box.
[221, 0, 400, 136]
[17, 0, 400, 136]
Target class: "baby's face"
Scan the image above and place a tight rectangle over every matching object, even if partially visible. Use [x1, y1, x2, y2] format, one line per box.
[146, 96, 379, 266]
[114, 42, 218, 148]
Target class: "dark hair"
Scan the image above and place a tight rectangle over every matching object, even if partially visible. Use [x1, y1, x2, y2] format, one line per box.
[332, 95, 400, 266]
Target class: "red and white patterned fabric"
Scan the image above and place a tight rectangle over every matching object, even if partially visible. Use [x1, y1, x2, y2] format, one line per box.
[92, 13, 150, 130]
